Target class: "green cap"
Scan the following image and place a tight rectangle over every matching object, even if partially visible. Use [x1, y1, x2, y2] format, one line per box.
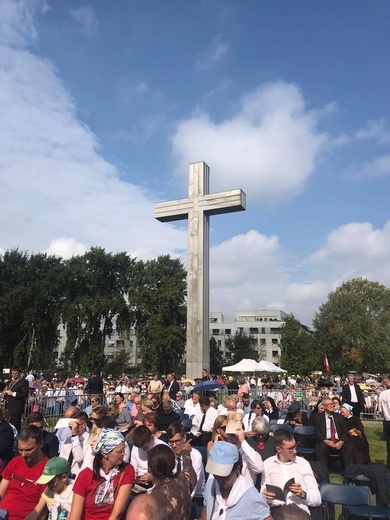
[36, 457, 70, 484]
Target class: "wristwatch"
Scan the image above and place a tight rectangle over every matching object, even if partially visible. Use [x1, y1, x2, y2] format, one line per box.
[301, 490, 307, 500]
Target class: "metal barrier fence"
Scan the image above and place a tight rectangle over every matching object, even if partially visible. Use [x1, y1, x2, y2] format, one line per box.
[20, 388, 382, 431]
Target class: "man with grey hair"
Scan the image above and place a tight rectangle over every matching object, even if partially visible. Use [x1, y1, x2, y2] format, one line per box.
[157, 398, 181, 431]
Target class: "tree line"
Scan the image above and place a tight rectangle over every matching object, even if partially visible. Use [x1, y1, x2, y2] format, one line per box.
[0, 248, 186, 374]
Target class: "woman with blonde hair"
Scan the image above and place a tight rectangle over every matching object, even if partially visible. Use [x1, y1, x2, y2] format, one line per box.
[207, 415, 228, 457]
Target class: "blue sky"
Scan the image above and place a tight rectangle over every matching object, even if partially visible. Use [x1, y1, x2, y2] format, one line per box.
[1, 0, 390, 326]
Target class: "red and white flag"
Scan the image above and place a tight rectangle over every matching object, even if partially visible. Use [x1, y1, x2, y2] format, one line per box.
[324, 354, 330, 372]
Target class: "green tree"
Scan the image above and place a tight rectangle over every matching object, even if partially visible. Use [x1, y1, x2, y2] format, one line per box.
[0, 249, 65, 370]
[225, 330, 258, 365]
[210, 336, 225, 375]
[130, 255, 187, 373]
[280, 314, 317, 375]
[61, 247, 135, 373]
[313, 278, 390, 373]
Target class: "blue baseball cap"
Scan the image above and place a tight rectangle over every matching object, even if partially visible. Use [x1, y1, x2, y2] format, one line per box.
[206, 441, 239, 477]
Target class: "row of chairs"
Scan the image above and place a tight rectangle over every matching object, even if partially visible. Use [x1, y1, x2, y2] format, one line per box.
[321, 482, 390, 519]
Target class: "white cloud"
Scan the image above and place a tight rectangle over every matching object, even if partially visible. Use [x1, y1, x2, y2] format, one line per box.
[70, 5, 99, 37]
[356, 119, 390, 145]
[0, 0, 46, 49]
[210, 221, 390, 327]
[195, 35, 230, 71]
[171, 82, 329, 207]
[354, 155, 390, 178]
[46, 237, 86, 259]
[0, 2, 186, 260]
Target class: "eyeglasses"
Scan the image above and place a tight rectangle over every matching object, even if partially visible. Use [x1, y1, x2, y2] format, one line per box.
[281, 444, 297, 452]
[218, 425, 226, 431]
[169, 437, 183, 446]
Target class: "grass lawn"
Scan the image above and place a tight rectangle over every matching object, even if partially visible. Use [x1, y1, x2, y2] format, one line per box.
[329, 425, 386, 519]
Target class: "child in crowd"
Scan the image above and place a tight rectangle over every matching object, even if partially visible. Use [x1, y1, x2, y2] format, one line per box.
[26, 457, 74, 520]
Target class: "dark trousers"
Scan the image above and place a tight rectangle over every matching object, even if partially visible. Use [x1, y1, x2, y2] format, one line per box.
[315, 441, 354, 468]
[188, 432, 212, 447]
[10, 412, 22, 432]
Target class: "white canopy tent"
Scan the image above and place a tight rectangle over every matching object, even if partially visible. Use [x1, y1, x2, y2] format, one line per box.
[257, 360, 286, 373]
[222, 358, 262, 372]
[222, 358, 286, 373]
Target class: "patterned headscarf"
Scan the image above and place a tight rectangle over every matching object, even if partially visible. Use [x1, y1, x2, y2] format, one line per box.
[94, 428, 125, 456]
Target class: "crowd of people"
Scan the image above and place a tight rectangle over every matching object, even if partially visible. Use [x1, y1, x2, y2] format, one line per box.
[0, 367, 389, 519]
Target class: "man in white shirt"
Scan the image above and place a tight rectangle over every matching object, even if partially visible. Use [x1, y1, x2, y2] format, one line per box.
[190, 396, 218, 446]
[59, 411, 89, 477]
[131, 425, 168, 484]
[378, 381, 390, 468]
[261, 429, 321, 515]
[167, 422, 205, 497]
[184, 391, 201, 418]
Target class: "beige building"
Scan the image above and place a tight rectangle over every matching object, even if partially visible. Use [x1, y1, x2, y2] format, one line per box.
[210, 309, 290, 366]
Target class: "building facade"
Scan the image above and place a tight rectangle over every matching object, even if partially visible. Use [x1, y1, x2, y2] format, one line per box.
[210, 309, 290, 366]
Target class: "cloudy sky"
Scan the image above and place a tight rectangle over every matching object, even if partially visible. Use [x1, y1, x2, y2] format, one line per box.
[1, 0, 389, 327]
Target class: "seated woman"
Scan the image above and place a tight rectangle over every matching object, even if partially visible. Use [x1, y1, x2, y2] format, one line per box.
[114, 393, 132, 435]
[243, 399, 268, 432]
[207, 414, 228, 457]
[340, 403, 370, 464]
[201, 441, 271, 520]
[284, 401, 309, 427]
[148, 442, 197, 520]
[142, 411, 169, 444]
[69, 429, 134, 520]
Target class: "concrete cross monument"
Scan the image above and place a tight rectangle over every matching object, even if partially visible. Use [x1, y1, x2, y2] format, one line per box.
[155, 161, 246, 379]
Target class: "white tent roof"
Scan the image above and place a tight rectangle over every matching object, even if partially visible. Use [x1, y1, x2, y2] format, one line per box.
[257, 360, 286, 373]
[222, 358, 286, 373]
[222, 358, 261, 372]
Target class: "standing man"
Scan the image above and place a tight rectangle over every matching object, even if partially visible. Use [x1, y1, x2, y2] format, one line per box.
[147, 374, 163, 395]
[201, 369, 208, 381]
[165, 373, 180, 400]
[378, 380, 390, 469]
[0, 426, 49, 520]
[342, 374, 365, 417]
[84, 369, 103, 395]
[3, 367, 29, 431]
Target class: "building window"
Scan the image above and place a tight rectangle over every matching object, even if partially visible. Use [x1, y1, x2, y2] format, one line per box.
[217, 340, 221, 348]
[270, 328, 281, 334]
[261, 350, 267, 358]
[226, 352, 232, 359]
[272, 338, 278, 345]
[272, 350, 279, 358]
[225, 329, 231, 335]
[260, 338, 266, 346]
[261, 328, 266, 334]
[212, 329, 220, 335]
[250, 327, 259, 334]
[211, 317, 217, 323]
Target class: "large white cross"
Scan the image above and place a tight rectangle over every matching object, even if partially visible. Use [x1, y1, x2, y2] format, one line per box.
[155, 161, 246, 379]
